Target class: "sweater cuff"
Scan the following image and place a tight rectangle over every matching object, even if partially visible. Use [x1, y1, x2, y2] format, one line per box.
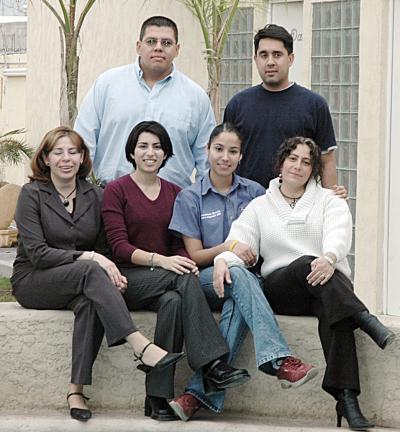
[214, 251, 244, 267]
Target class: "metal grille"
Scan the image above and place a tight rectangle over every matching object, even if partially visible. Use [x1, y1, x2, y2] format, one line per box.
[220, 7, 254, 120]
[0, 21, 26, 54]
[311, 0, 360, 274]
[0, 0, 27, 16]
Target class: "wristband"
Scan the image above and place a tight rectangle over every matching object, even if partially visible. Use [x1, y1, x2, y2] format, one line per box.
[229, 240, 238, 252]
[324, 255, 335, 267]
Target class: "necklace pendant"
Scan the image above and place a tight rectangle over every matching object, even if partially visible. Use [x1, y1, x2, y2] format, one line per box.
[290, 199, 296, 209]
[63, 199, 69, 207]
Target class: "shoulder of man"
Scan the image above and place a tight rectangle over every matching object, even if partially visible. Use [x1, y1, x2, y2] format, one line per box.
[228, 84, 262, 103]
[94, 63, 133, 85]
[291, 83, 329, 107]
[172, 68, 209, 96]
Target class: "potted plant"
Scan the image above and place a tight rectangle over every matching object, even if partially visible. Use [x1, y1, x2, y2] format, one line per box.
[0, 128, 33, 246]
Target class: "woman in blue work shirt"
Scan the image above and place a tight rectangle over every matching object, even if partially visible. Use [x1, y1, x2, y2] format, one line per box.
[168, 123, 317, 421]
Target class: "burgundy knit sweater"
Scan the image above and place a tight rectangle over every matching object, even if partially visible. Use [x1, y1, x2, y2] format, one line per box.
[102, 174, 187, 267]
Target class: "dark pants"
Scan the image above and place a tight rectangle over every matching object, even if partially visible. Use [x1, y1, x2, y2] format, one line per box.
[263, 256, 367, 399]
[121, 267, 229, 399]
[13, 260, 137, 385]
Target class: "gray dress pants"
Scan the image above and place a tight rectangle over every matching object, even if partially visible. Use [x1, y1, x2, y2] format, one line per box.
[121, 267, 229, 399]
[13, 260, 137, 385]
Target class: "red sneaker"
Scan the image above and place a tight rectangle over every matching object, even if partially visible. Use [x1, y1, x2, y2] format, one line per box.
[169, 393, 202, 421]
[277, 356, 318, 389]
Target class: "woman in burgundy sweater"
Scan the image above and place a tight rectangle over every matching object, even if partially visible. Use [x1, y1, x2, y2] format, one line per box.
[102, 121, 249, 421]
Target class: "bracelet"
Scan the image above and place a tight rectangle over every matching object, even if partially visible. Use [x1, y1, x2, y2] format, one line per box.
[229, 240, 238, 252]
[88, 251, 95, 260]
[149, 252, 156, 271]
[324, 255, 335, 267]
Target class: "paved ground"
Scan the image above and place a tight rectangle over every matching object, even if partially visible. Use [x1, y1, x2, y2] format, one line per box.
[0, 246, 15, 277]
[0, 411, 396, 432]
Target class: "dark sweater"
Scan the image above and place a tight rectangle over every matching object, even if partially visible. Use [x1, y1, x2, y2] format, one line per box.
[102, 175, 187, 267]
[224, 83, 336, 188]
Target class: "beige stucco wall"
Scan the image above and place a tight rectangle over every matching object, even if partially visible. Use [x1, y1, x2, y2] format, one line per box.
[353, 0, 390, 313]
[303, 0, 390, 313]
[0, 52, 27, 185]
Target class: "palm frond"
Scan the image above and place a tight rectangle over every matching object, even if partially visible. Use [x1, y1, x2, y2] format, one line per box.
[0, 129, 33, 166]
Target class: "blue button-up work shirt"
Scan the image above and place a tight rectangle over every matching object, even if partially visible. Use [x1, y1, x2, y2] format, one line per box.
[74, 60, 216, 188]
[169, 172, 265, 248]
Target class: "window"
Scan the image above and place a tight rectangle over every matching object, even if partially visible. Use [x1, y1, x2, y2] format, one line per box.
[219, 7, 254, 120]
[311, 0, 360, 274]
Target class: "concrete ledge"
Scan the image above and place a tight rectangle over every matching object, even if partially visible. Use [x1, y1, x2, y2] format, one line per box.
[0, 411, 394, 432]
[1, 302, 400, 428]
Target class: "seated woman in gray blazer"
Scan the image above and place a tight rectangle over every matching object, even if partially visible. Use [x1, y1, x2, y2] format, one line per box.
[11, 126, 184, 422]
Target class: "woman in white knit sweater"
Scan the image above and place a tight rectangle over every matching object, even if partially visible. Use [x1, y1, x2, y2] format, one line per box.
[214, 136, 394, 431]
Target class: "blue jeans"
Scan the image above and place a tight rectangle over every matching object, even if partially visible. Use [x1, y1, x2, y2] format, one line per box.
[185, 265, 292, 413]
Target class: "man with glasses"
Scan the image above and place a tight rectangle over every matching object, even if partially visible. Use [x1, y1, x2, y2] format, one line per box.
[75, 16, 215, 187]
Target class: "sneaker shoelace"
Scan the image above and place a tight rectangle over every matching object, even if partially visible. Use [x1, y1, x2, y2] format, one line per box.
[283, 356, 302, 368]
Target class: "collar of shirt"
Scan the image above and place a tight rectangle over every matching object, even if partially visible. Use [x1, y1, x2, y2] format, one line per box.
[200, 171, 247, 197]
[134, 57, 175, 87]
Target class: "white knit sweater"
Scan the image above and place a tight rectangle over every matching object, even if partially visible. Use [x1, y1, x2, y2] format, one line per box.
[216, 178, 352, 278]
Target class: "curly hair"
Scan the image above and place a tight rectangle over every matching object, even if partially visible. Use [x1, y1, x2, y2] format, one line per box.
[274, 136, 323, 183]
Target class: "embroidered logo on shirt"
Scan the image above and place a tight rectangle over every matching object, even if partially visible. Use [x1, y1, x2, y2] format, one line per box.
[201, 210, 222, 220]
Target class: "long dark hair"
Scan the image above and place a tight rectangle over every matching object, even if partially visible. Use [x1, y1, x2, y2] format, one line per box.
[207, 122, 243, 152]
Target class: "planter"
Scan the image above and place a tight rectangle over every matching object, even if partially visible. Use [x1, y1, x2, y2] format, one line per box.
[0, 228, 17, 247]
[0, 183, 21, 247]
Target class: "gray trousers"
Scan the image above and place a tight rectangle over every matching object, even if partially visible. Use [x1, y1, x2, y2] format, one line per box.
[13, 260, 137, 385]
[121, 267, 229, 399]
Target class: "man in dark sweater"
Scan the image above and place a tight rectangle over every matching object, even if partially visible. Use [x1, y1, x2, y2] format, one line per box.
[224, 24, 338, 190]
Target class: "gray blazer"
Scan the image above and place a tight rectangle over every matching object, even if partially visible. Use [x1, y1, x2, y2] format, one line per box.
[11, 178, 106, 289]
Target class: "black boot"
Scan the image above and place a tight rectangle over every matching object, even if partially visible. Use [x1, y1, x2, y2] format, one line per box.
[353, 311, 395, 349]
[336, 389, 374, 431]
[145, 396, 179, 421]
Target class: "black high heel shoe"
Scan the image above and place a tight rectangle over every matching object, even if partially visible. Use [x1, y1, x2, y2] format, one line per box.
[336, 389, 374, 431]
[134, 342, 185, 374]
[353, 311, 395, 349]
[67, 392, 92, 421]
[144, 396, 179, 421]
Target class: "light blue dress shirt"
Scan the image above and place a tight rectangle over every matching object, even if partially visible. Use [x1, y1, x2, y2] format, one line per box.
[169, 172, 265, 248]
[74, 59, 216, 187]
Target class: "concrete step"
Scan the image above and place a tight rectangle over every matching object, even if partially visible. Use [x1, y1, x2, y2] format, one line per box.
[2, 303, 400, 428]
[0, 411, 393, 432]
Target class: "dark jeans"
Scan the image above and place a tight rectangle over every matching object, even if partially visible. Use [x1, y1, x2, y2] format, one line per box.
[13, 260, 137, 385]
[263, 256, 367, 399]
[121, 266, 229, 399]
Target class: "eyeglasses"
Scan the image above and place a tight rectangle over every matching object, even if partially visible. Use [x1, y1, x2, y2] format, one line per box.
[143, 38, 175, 49]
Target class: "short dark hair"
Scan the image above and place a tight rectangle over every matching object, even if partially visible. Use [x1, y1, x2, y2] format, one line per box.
[274, 136, 323, 183]
[125, 121, 173, 170]
[140, 16, 178, 43]
[30, 126, 91, 183]
[207, 122, 243, 152]
[254, 24, 293, 55]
